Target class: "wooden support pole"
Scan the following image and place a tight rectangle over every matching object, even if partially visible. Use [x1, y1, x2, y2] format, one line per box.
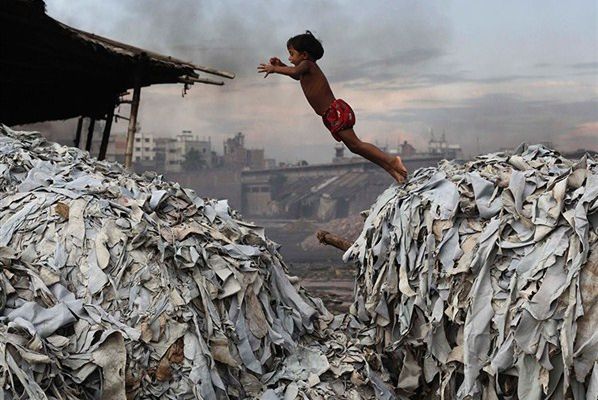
[73, 116, 83, 148]
[124, 83, 141, 169]
[85, 117, 95, 152]
[316, 230, 352, 252]
[98, 105, 115, 161]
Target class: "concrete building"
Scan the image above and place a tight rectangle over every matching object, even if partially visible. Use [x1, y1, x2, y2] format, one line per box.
[240, 134, 465, 221]
[100, 130, 259, 175]
[152, 131, 214, 172]
[153, 137, 178, 171]
[133, 130, 155, 163]
[178, 130, 214, 168]
[428, 130, 462, 160]
[223, 132, 265, 170]
[241, 155, 444, 220]
[94, 124, 157, 166]
[264, 158, 277, 169]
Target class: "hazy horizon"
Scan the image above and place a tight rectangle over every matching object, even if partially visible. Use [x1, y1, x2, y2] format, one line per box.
[30, 0, 598, 163]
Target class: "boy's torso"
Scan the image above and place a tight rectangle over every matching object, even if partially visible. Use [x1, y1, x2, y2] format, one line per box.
[300, 62, 336, 116]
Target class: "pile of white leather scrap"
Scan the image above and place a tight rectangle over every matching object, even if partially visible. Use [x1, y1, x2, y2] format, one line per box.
[344, 144, 597, 399]
[0, 125, 341, 400]
[262, 313, 397, 400]
[0, 125, 399, 400]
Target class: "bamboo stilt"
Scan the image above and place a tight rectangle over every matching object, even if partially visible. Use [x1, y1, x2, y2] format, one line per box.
[85, 117, 95, 152]
[98, 105, 114, 161]
[73, 116, 83, 148]
[124, 84, 141, 169]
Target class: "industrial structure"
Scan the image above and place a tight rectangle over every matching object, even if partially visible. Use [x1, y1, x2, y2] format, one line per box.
[240, 155, 444, 220]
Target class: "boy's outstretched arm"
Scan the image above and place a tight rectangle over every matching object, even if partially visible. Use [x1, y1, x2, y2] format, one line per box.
[258, 60, 310, 80]
[269, 57, 286, 66]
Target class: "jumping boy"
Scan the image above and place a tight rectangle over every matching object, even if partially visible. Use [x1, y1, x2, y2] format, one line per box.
[257, 30, 408, 183]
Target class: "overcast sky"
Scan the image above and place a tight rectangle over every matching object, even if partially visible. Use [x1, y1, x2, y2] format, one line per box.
[44, 0, 597, 163]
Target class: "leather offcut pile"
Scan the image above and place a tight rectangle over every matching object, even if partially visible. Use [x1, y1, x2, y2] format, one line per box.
[0, 125, 400, 400]
[0, 125, 339, 399]
[3, 123, 595, 400]
[344, 144, 597, 399]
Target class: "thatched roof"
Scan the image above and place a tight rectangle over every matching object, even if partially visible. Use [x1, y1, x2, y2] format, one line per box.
[0, 0, 234, 125]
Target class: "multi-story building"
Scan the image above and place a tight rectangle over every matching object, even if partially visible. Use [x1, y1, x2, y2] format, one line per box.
[100, 130, 263, 174]
[133, 130, 155, 163]
[178, 130, 214, 168]
[153, 137, 178, 171]
[223, 132, 265, 170]
[96, 125, 156, 166]
[153, 131, 214, 172]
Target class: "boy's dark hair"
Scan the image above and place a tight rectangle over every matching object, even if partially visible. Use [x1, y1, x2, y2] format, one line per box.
[287, 30, 324, 60]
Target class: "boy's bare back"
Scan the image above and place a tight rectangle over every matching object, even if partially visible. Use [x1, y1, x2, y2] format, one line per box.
[258, 47, 335, 116]
[297, 60, 336, 116]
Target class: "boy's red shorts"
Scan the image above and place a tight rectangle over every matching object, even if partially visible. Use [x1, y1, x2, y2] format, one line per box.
[322, 99, 355, 141]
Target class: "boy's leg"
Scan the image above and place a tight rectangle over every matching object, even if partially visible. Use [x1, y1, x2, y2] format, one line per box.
[336, 128, 407, 182]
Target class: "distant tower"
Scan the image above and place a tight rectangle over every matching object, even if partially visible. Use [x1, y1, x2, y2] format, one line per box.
[335, 144, 344, 159]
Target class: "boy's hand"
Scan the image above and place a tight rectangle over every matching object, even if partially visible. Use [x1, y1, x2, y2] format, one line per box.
[257, 63, 276, 78]
[269, 57, 284, 66]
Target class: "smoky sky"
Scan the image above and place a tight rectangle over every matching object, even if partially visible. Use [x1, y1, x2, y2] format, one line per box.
[47, 0, 450, 79]
[38, 1, 598, 162]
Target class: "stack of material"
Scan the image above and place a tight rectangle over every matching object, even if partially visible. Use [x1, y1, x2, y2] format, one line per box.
[262, 313, 397, 400]
[344, 144, 597, 399]
[0, 125, 334, 399]
[0, 125, 399, 400]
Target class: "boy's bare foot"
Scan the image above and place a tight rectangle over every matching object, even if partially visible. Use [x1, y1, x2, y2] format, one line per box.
[390, 171, 404, 183]
[390, 156, 408, 183]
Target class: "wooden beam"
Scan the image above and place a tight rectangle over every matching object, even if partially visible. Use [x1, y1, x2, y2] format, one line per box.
[178, 76, 224, 86]
[85, 117, 95, 152]
[98, 105, 115, 161]
[73, 116, 83, 148]
[124, 83, 141, 169]
[316, 230, 352, 252]
[192, 66, 235, 79]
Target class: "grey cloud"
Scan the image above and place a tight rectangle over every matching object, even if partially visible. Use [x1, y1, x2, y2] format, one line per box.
[475, 74, 550, 84]
[366, 95, 598, 155]
[570, 62, 598, 69]
[345, 69, 577, 92]
[331, 48, 446, 83]
[48, 1, 451, 81]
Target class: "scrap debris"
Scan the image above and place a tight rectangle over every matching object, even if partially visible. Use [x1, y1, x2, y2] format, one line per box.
[0, 125, 394, 400]
[2, 123, 594, 399]
[344, 144, 598, 399]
